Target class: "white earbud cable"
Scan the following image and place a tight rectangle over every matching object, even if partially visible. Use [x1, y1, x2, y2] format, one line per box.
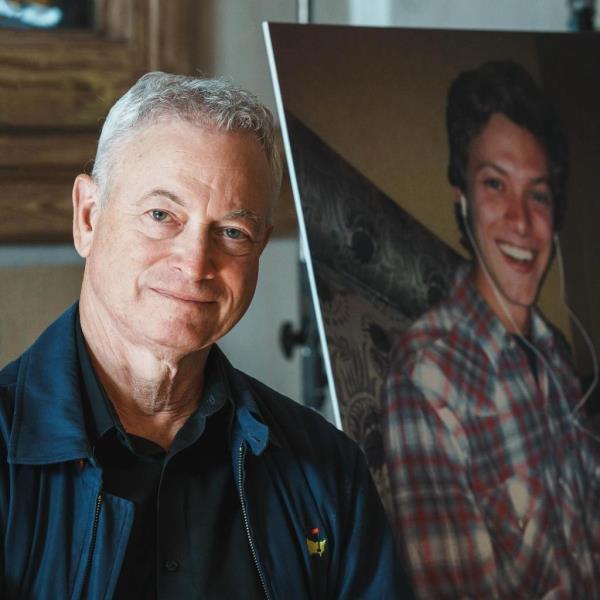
[554, 234, 599, 425]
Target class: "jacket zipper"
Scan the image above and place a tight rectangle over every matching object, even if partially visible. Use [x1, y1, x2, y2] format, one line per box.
[82, 492, 103, 596]
[238, 443, 271, 600]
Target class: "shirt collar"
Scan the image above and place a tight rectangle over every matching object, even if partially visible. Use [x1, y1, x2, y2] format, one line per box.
[75, 313, 117, 445]
[9, 302, 274, 465]
[75, 315, 236, 454]
[211, 345, 276, 454]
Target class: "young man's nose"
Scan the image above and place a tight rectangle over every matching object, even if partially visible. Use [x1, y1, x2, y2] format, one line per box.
[505, 193, 532, 235]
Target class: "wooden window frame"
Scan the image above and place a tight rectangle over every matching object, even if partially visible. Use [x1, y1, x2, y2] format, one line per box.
[0, 0, 197, 243]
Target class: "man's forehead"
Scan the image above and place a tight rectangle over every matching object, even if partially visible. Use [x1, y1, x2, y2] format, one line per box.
[104, 121, 273, 221]
[110, 119, 267, 176]
[127, 117, 261, 149]
[469, 115, 550, 173]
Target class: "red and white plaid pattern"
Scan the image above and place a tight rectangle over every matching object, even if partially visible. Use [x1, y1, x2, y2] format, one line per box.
[384, 266, 600, 599]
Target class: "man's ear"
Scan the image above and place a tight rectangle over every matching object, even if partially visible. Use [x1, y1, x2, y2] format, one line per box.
[451, 186, 468, 217]
[72, 174, 101, 258]
[451, 185, 463, 204]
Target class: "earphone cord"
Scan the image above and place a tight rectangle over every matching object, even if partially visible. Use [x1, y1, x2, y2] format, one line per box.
[462, 198, 600, 443]
[555, 234, 599, 428]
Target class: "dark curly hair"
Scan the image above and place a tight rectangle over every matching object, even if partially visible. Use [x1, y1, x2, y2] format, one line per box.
[446, 60, 569, 245]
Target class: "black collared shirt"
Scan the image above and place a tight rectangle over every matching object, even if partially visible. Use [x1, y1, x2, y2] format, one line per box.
[75, 318, 263, 599]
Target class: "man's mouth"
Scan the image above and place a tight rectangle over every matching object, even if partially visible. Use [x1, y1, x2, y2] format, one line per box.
[498, 242, 534, 263]
[152, 288, 217, 304]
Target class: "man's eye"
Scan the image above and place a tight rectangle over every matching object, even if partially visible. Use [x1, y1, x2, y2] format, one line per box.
[217, 227, 255, 256]
[531, 190, 552, 205]
[150, 209, 170, 222]
[483, 177, 503, 191]
[223, 228, 245, 240]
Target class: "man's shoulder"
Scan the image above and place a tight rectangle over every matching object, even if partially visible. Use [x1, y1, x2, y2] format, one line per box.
[0, 303, 80, 447]
[0, 358, 19, 440]
[230, 371, 406, 599]
[232, 367, 362, 463]
[0, 303, 78, 389]
[230, 367, 391, 544]
[0, 356, 19, 388]
[392, 294, 463, 367]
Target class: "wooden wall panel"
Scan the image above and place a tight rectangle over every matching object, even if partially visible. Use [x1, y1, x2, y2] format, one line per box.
[0, 132, 97, 169]
[0, 1, 294, 241]
[0, 178, 73, 243]
[0, 0, 197, 244]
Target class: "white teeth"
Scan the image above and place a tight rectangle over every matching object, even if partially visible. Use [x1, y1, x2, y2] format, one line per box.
[498, 242, 533, 262]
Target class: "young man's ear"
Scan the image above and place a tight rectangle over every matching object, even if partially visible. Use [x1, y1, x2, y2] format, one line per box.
[451, 186, 464, 210]
[72, 174, 101, 258]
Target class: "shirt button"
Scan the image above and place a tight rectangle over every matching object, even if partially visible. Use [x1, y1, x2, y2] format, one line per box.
[164, 559, 179, 572]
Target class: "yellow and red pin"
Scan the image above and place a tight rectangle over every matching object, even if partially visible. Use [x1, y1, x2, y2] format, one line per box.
[306, 527, 327, 557]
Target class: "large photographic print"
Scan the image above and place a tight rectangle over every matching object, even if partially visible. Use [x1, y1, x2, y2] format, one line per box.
[266, 24, 600, 595]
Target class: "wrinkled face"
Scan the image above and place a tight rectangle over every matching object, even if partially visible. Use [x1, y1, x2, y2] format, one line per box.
[463, 113, 554, 329]
[78, 120, 273, 355]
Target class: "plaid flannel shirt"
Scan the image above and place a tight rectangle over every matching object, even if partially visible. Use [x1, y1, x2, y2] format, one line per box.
[384, 266, 600, 599]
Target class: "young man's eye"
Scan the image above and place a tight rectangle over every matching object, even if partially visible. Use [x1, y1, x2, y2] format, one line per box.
[531, 190, 552, 205]
[483, 177, 503, 191]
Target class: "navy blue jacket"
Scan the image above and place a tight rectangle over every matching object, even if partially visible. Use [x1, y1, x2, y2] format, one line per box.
[0, 305, 409, 599]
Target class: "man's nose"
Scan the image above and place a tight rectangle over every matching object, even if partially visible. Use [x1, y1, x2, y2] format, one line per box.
[506, 192, 531, 235]
[171, 227, 216, 281]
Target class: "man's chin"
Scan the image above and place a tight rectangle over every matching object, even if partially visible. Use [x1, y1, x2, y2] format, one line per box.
[138, 324, 217, 355]
[482, 266, 538, 305]
[496, 290, 539, 321]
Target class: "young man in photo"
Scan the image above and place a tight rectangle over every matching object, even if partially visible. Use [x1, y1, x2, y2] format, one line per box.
[384, 60, 600, 598]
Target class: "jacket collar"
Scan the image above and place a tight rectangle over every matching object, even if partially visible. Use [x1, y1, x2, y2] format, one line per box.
[9, 303, 90, 465]
[8, 303, 275, 465]
[211, 345, 278, 455]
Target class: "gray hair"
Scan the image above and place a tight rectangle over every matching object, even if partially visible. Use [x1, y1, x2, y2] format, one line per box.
[91, 71, 283, 215]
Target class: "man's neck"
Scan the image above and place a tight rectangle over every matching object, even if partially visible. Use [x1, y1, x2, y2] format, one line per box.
[79, 298, 210, 450]
[471, 268, 532, 335]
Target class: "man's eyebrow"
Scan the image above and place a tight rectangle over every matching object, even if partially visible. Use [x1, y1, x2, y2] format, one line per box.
[137, 189, 185, 206]
[224, 208, 262, 224]
[475, 161, 508, 176]
[530, 175, 552, 186]
[475, 161, 551, 184]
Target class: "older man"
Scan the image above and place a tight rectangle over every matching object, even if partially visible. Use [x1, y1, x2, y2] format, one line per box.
[384, 61, 600, 598]
[0, 73, 407, 599]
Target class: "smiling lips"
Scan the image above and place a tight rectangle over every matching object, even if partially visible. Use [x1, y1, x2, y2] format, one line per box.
[497, 241, 535, 268]
[152, 288, 217, 304]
